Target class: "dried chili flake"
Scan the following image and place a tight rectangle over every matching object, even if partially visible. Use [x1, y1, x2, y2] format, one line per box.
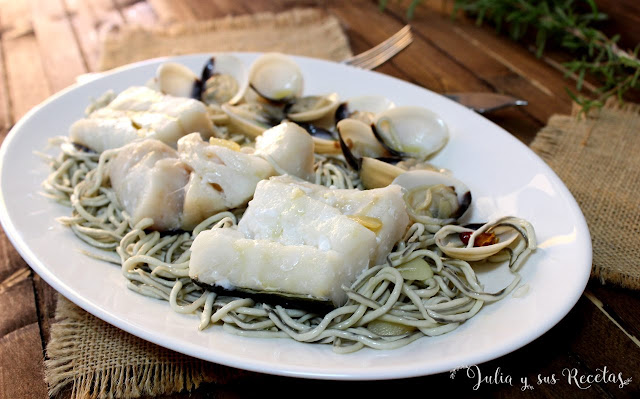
[459, 231, 498, 247]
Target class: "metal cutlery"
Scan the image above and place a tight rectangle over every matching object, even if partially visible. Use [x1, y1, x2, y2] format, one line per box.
[343, 25, 527, 114]
[343, 25, 413, 70]
[443, 92, 528, 114]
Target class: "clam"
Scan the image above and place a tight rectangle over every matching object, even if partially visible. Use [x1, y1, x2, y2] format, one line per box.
[336, 119, 391, 168]
[335, 95, 395, 124]
[286, 93, 340, 122]
[197, 55, 249, 105]
[221, 103, 280, 139]
[392, 170, 471, 224]
[293, 122, 341, 155]
[295, 122, 336, 140]
[358, 158, 447, 189]
[156, 56, 248, 105]
[249, 53, 303, 103]
[156, 62, 199, 98]
[373, 106, 449, 160]
[359, 157, 404, 189]
[434, 219, 523, 262]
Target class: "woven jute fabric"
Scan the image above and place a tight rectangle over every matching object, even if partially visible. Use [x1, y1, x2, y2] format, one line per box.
[45, 8, 352, 399]
[530, 100, 640, 289]
[98, 8, 353, 71]
[45, 296, 247, 399]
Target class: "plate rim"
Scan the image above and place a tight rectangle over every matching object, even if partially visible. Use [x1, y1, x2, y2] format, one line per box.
[0, 52, 593, 380]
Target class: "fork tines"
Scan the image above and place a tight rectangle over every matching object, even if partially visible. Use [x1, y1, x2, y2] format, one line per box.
[344, 25, 413, 70]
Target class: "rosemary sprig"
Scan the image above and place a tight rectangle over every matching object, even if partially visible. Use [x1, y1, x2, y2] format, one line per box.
[453, 0, 640, 112]
[379, 0, 640, 113]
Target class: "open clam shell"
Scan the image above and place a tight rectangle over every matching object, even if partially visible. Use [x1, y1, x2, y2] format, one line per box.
[286, 93, 340, 122]
[155, 62, 199, 98]
[249, 53, 303, 103]
[359, 157, 404, 189]
[337, 118, 391, 161]
[198, 55, 249, 105]
[291, 122, 341, 155]
[434, 224, 519, 262]
[335, 95, 395, 124]
[373, 106, 449, 160]
[221, 103, 280, 139]
[392, 170, 472, 223]
[156, 56, 248, 105]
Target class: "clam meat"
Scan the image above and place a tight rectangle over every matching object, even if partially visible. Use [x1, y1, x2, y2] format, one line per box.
[197, 55, 249, 105]
[392, 170, 471, 224]
[221, 103, 281, 139]
[336, 118, 392, 168]
[286, 93, 340, 122]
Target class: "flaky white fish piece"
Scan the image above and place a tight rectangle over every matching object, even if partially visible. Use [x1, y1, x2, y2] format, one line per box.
[109, 139, 189, 231]
[238, 178, 377, 261]
[313, 184, 410, 265]
[241, 176, 409, 265]
[254, 122, 315, 181]
[69, 116, 144, 153]
[190, 229, 349, 306]
[178, 133, 275, 229]
[71, 108, 185, 150]
[107, 86, 214, 137]
[189, 176, 410, 306]
[70, 86, 215, 152]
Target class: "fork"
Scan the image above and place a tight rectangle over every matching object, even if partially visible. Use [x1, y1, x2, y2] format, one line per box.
[342, 25, 528, 114]
[342, 25, 413, 70]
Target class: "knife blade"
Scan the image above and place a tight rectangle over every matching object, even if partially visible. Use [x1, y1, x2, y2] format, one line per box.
[443, 92, 528, 114]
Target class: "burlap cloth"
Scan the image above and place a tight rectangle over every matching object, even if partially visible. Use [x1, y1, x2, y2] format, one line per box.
[44, 6, 640, 398]
[97, 8, 352, 71]
[529, 100, 640, 289]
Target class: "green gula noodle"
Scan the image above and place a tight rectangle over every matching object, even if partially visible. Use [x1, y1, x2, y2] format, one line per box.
[41, 136, 536, 354]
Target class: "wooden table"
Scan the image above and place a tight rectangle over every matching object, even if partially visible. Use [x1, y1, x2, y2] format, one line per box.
[1, 0, 639, 397]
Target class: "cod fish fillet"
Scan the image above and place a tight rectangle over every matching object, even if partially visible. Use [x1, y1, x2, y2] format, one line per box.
[108, 121, 319, 231]
[189, 176, 410, 306]
[109, 139, 189, 231]
[178, 133, 275, 230]
[70, 86, 215, 152]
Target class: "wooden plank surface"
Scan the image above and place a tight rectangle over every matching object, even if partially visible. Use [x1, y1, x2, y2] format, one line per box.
[0, 23, 10, 134]
[0, 323, 48, 398]
[385, 0, 574, 123]
[30, 0, 87, 92]
[0, 0, 639, 398]
[0, 0, 51, 122]
[0, 2, 51, 395]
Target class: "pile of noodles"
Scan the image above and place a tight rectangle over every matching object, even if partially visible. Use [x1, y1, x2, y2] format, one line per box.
[40, 136, 535, 353]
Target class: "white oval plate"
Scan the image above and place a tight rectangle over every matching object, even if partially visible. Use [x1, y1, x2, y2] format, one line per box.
[0, 53, 591, 380]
